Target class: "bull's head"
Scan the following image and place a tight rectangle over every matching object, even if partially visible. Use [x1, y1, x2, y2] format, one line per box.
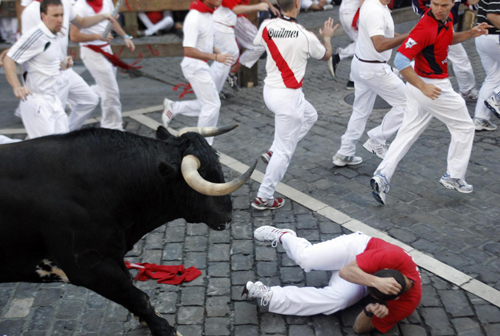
[156, 125, 256, 230]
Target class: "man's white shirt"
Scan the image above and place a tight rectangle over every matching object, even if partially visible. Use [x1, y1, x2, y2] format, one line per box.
[213, 6, 237, 33]
[74, 0, 114, 46]
[340, 0, 361, 12]
[181, 9, 215, 67]
[355, 0, 394, 62]
[254, 17, 326, 89]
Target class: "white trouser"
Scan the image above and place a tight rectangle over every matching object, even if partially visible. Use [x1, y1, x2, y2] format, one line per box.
[257, 85, 318, 199]
[172, 60, 221, 145]
[338, 10, 358, 61]
[137, 11, 174, 36]
[0, 18, 18, 43]
[81, 45, 123, 130]
[337, 58, 406, 157]
[448, 43, 476, 94]
[20, 93, 69, 139]
[57, 69, 99, 131]
[234, 16, 265, 69]
[475, 34, 500, 120]
[269, 232, 371, 316]
[0, 135, 21, 144]
[376, 78, 475, 182]
[211, 26, 240, 92]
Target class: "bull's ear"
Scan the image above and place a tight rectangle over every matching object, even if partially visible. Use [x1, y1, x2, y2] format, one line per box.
[158, 162, 178, 178]
[156, 126, 174, 141]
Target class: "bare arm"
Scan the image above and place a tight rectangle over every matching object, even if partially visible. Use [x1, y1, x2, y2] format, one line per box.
[319, 18, 338, 61]
[112, 19, 135, 52]
[4, 56, 32, 101]
[261, 0, 281, 16]
[71, 13, 115, 29]
[183, 47, 234, 66]
[232, 3, 269, 15]
[452, 22, 491, 44]
[339, 261, 402, 295]
[353, 303, 389, 334]
[400, 65, 441, 100]
[370, 33, 409, 53]
[487, 13, 500, 29]
[70, 24, 108, 43]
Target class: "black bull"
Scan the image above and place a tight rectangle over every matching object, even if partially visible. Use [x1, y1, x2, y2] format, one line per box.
[0, 126, 256, 336]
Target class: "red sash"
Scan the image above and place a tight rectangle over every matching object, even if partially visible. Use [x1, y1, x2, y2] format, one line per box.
[84, 43, 142, 70]
[190, 0, 216, 14]
[125, 261, 201, 285]
[352, 7, 360, 31]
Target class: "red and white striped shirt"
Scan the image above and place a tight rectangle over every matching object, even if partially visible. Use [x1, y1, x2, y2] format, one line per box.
[254, 16, 326, 89]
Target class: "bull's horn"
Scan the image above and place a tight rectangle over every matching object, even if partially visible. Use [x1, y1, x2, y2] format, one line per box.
[181, 154, 257, 196]
[177, 124, 239, 138]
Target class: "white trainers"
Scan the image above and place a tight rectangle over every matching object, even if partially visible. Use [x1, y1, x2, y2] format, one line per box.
[254, 225, 296, 247]
[460, 88, 478, 101]
[370, 173, 390, 205]
[474, 117, 497, 131]
[439, 173, 473, 194]
[485, 94, 500, 119]
[242, 281, 273, 306]
[332, 154, 362, 167]
[162, 99, 174, 127]
[323, 4, 334, 10]
[363, 139, 388, 159]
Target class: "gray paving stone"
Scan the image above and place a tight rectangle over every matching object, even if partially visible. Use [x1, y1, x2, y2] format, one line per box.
[232, 254, 254, 271]
[280, 267, 305, 284]
[311, 314, 343, 336]
[208, 262, 231, 278]
[205, 317, 230, 335]
[420, 307, 455, 336]
[207, 278, 231, 296]
[154, 292, 178, 314]
[186, 223, 208, 236]
[176, 325, 203, 336]
[255, 246, 277, 261]
[181, 287, 205, 306]
[104, 302, 129, 322]
[451, 317, 483, 336]
[33, 288, 63, 307]
[485, 323, 500, 336]
[400, 324, 427, 336]
[184, 236, 208, 252]
[231, 240, 254, 255]
[184, 252, 207, 270]
[56, 300, 84, 320]
[439, 290, 474, 317]
[234, 301, 258, 325]
[177, 307, 204, 325]
[29, 306, 55, 331]
[209, 230, 231, 244]
[260, 313, 286, 334]
[208, 244, 230, 262]
[162, 243, 183, 261]
[81, 309, 103, 333]
[475, 305, 500, 324]
[231, 270, 255, 286]
[290, 324, 315, 336]
[206, 296, 230, 317]
[234, 325, 259, 336]
[53, 319, 78, 335]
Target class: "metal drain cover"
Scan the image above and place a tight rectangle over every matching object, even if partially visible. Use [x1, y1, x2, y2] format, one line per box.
[344, 93, 392, 109]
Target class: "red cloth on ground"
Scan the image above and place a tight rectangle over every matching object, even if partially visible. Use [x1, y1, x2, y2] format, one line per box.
[125, 261, 202, 285]
[86, 0, 103, 13]
[84, 44, 143, 70]
[147, 11, 164, 24]
[173, 83, 194, 99]
[190, 0, 216, 14]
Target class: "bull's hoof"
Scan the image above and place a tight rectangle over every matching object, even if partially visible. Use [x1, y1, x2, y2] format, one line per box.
[134, 315, 148, 327]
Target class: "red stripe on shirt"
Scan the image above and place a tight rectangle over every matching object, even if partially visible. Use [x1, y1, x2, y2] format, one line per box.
[263, 27, 303, 89]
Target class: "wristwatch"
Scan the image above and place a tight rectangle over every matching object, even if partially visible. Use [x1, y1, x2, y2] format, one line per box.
[123, 34, 133, 40]
[363, 307, 374, 317]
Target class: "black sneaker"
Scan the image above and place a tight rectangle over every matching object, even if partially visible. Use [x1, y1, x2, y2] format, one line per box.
[346, 80, 354, 90]
[227, 73, 239, 92]
[328, 53, 340, 78]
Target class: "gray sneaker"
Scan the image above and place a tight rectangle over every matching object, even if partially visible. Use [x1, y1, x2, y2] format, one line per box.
[370, 173, 390, 205]
[333, 154, 362, 167]
[485, 94, 500, 119]
[363, 139, 388, 159]
[439, 173, 473, 194]
[474, 117, 497, 131]
[242, 281, 273, 306]
[460, 88, 478, 101]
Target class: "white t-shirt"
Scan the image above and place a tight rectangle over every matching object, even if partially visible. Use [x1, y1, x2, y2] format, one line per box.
[7, 22, 62, 97]
[181, 8, 214, 67]
[254, 17, 326, 89]
[213, 6, 237, 33]
[22, 0, 76, 58]
[355, 0, 394, 62]
[74, 0, 114, 46]
[301, 0, 314, 9]
[340, 0, 361, 13]
[21, 0, 33, 7]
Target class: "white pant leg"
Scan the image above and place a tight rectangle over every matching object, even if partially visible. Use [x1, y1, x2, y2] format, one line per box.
[58, 69, 99, 131]
[144, 12, 174, 36]
[137, 12, 155, 30]
[81, 46, 123, 130]
[474, 34, 500, 120]
[235, 17, 266, 68]
[447, 43, 476, 94]
[20, 94, 69, 139]
[0, 135, 21, 144]
[177, 61, 221, 145]
[211, 27, 239, 92]
[258, 86, 315, 199]
[338, 10, 358, 61]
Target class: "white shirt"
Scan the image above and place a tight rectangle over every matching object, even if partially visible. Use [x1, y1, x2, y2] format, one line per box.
[7, 22, 62, 97]
[22, 0, 77, 58]
[340, 0, 361, 13]
[254, 17, 326, 89]
[181, 9, 214, 67]
[213, 6, 237, 33]
[21, 0, 33, 7]
[74, 0, 114, 46]
[355, 0, 394, 62]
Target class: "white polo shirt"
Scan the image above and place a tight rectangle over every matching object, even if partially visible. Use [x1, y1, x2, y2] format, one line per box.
[22, 0, 77, 58]
[213, 3, 238, 33]
[7, 22, 62, 97]
[74, 0, 114, 46]
[340, 0, 361, 13]
[181, 8, 214, 67]
[254, 17, 326, 89]
[355, 0, 394, 62]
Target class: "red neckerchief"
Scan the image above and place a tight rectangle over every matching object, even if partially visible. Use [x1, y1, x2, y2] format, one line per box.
[125, 261, 202, 285]
[190, 0, 216, 14]
[86, 0, 103, 13]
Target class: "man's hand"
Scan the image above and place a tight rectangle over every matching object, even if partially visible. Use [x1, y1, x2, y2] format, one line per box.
[215, 53, 234, 66]
[269, 4, 280, 16]
[374, 277, 402, 296]
[366, 303, 389, 319]
[470, 22, 492, 37]
[125, 37, 135, 52]
[420, 83, 442, 100]
[319, 18, 338, 39]
[14, 86, 32, 102]
[0, 49, 8, 69]
[60, 56, 74, 70]
[99, 33, 114, 43]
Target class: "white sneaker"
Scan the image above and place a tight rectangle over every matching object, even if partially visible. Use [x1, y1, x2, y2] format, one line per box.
[460, 88, 478, 101]
[370, 173, 390, 205]
[439, 173, 473, 194]
[474, 117, 497, 131]
[254, 225, 296, 247]
[162, 98, 174, 127]
[485, 94, 500, 119]
[332, 154, 362, 167]
[242, 281, 273, 306]
[363, 139, 388, 159]
[323, 4, 334, 10]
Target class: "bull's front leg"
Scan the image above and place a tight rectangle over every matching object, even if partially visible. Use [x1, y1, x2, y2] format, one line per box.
[66, 258, 179, 336]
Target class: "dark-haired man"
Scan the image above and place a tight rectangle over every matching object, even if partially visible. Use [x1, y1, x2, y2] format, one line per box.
[243, 227, 422, 334]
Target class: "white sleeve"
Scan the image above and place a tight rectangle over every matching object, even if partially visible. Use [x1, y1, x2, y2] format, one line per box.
[182, 12, 199, 48]
[65, 0, 77, 22]
[305, 30, 327, 60]
[74, 0, 87, 17]
[7, 27, 45, 64]
[301, 0, 313, 9]
[364, 10, 385, 37]
[21, 0, 33, 7]
[21, 3, 41, 35]
[253, 20, 268, 47]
